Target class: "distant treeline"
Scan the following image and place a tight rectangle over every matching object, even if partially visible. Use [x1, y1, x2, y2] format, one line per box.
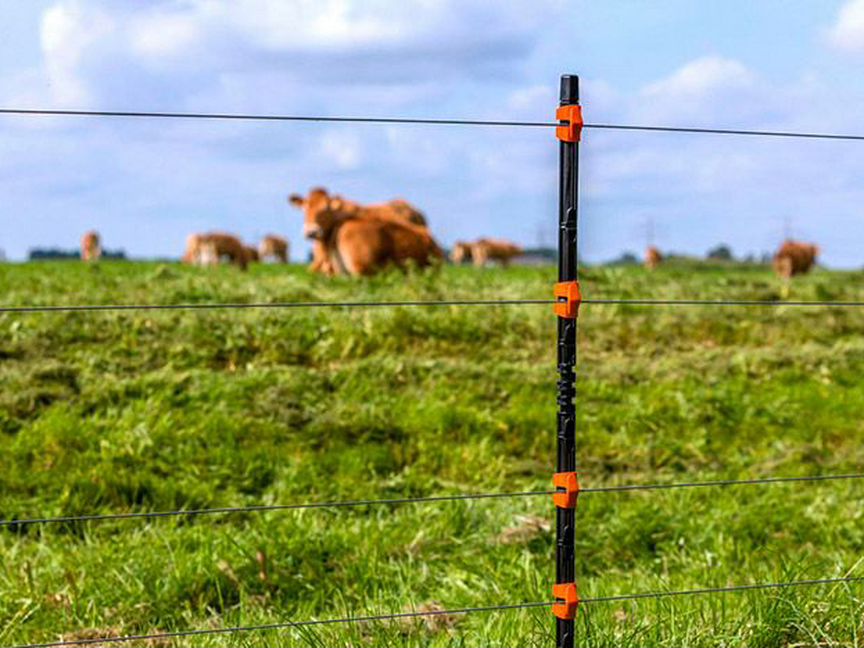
[519, 247, 556, 260]
[29, 248, 127, 260]
[608, 244, 773, 266]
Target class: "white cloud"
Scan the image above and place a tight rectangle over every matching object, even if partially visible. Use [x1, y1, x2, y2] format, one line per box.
[130, 12, 202, 63]
[637, 56, 759, 124]
[26, 0, 561, 111]
[319, 129, 362, 170]
[40, 2, 115, 105]
[829, 0, 864, 53]
[643, 57, 755, 98]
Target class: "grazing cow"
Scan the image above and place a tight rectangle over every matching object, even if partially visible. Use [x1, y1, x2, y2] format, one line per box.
[288, 187, 443, 276]
[184, 232, 249, 270]
[645, 246, 662, 270]
[244, 245, 260, 264]
[259, 235, 290, 263]
[81, 231, 102, 263]
[183, 233, 204, 265]
[773, 240, 818, 280]
[450, 241, 473, 264]
[470, 238, 522, 268]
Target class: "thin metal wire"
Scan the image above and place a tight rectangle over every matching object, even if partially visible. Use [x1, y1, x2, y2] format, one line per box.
[9, 602, 554, 648]
[4, 297, 864, 315]
[584, 298, 864, 308]
[0, 489, 553, 528]
[4, 473, 861, 529]
[11, 577, 862, 648]
[0, 299, 551, 314]
[585, 576, 864, 604]
[3, 107, 864, 142]
[586, 123, 864, 142]
[0, 108, 556, 128]
[581, 472, 864, 494]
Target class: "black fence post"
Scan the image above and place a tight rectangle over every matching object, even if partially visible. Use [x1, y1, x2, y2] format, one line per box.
[554, 73, 581, 648]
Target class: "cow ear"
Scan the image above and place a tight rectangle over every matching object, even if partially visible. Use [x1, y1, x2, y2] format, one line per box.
[288, 194, 304, 207]
[329, 198, 343, 211]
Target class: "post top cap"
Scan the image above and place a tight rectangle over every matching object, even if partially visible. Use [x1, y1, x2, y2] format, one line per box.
[560, 75, 580, 104]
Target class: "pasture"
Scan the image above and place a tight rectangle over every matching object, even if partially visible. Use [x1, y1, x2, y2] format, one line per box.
[1, 259, 863, 647]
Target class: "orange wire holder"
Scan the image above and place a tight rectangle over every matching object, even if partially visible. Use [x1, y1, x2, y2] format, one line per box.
[556, 105, 584, 143]
[552, 471, 580, 509]
[554, 281, 582, 319]
[552, 582, 580, 620]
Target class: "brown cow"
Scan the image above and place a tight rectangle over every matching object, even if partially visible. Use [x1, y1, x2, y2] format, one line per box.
[470, 238, 522, 268]
[81, 231, 102, 263]
[259, 235, 289, 263]
[318, 193, 428, 229]
[244, 245, 260, 264]
[184, 232, 249, 270]
[310, 240, 335, 275]
[450, 241, 473, 264]
[645, 246, 662, 270]
[183, 233, 204, 265]
[773, 240, 818, 279]
[289, 187, 443, 276]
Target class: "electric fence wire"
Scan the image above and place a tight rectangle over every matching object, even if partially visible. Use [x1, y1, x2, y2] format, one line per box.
[3, 107, 864, 142]
[4, 297, 864, 315]
[3, 472, 861, 529]
[11, 577, 862, 648]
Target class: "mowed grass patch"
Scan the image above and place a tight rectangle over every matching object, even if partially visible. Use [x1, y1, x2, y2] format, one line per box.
[0, 259, 863, 646]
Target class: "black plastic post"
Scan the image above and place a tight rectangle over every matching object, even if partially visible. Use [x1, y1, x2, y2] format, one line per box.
[556, 74, 579, 648]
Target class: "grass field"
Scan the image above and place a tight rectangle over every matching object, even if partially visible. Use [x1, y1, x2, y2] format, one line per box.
[1, 259, 863, 647]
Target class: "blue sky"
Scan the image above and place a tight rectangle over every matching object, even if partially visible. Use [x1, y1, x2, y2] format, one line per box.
[1, 0, 863, 265]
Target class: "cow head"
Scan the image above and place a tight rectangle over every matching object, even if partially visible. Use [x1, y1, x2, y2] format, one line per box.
[288, 188, 345, 240]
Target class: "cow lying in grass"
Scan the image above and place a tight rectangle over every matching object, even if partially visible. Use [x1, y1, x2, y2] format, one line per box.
[259, 235, 289, 263]
[183, 232, 250, 270]
[645, 246, 662, 270]
[81, 231, 101, 263]
[289, 187, 442, 276]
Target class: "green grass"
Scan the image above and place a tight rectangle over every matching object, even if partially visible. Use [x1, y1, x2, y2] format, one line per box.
[1, 259, 863, 647]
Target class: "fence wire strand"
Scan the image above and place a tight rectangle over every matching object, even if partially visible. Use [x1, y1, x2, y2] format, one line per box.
[4, 297, 864, 315]
[586, 123, 864, 141]
[3, 472, 861, 529]
[11, 577, 862, 648]
[0, 299, 551, 314]
[3, 107, 864, 141]
[585, 298, 864, 308]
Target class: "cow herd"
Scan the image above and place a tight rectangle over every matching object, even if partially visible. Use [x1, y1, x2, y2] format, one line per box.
[76, 187, 525, 277]
[76, 189, 821, 283]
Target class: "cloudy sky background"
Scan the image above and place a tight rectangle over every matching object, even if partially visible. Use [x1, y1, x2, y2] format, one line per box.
[1, 0, 863, 265]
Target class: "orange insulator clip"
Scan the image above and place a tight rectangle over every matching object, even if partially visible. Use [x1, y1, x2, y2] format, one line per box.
[552, 471, 580, 509]
[554, 281, 582, 319]
[556, 105, 583, 142]
[552, 582, 580, 620]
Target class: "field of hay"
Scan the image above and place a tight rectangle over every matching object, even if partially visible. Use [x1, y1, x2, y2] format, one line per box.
[1, 259, 863, 647]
